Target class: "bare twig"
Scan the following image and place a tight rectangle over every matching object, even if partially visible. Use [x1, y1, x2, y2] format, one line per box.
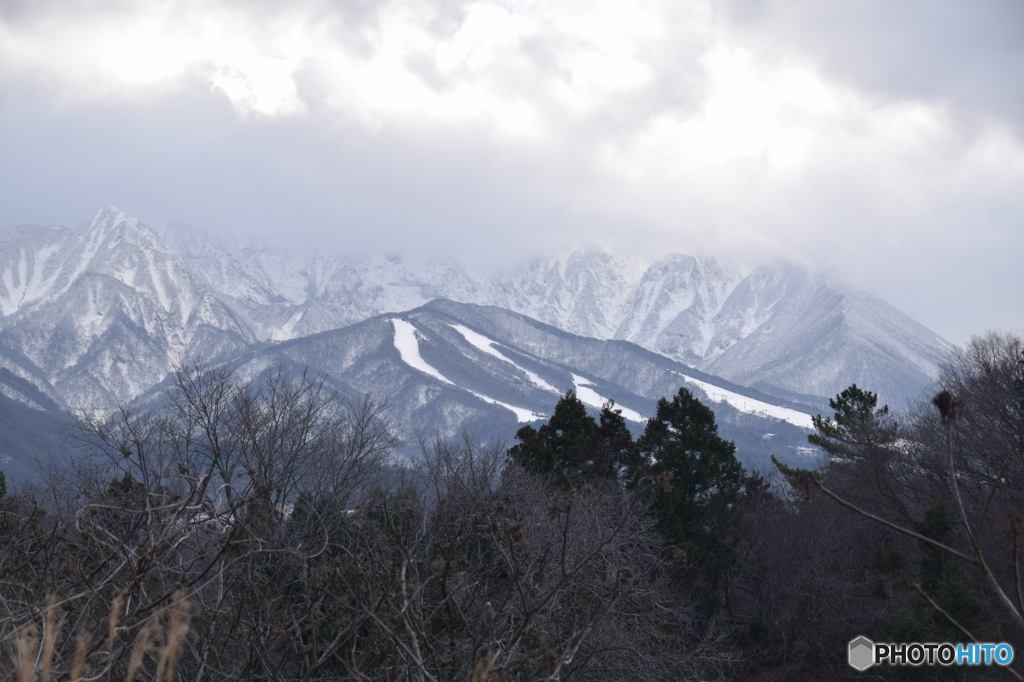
[911, 581, 1023, 682]
[808, 476, 977, 565]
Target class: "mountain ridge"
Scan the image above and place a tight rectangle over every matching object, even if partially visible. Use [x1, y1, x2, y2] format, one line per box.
[0, 207, 952, 413]
[186, 299, 821, 467]
[162, 213, 948, 406]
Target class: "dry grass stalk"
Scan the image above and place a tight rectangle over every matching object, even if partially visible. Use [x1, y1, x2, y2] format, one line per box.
[154, 590, 191, 682]
[16, 625, 38, 682]
[105, 592, 125, 682]
[71, 630, 91, 682]
[469, 650, 500, 682]
[41, 594, 64, 682]
[125, 610, 161, 682]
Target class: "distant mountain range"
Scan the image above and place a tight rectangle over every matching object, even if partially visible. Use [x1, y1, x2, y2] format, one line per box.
[0, 207, 953, 476]
[158, 299, 819, 464]
[161, 215, 950, 408]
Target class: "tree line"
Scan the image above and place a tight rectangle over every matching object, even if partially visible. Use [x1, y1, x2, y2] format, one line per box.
[1, 331, 1022, 681]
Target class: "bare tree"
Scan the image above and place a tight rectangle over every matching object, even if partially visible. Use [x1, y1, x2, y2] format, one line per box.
[2, 362, 750, 681]
[1, 361, 397, 680]
[760, 332, 1024, 679]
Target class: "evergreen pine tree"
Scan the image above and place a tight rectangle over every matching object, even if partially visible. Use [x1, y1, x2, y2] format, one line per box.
[807, 384, 906, 517]
[508, 390, 638, 485]
[591, 401, 641, 479]
[632, 387, 744, 555]
[809, 384, 896, 463]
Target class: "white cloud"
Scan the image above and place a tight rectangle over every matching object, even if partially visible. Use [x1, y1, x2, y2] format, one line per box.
[0, 0, 312, 116]
[1, 0, 1022, 342]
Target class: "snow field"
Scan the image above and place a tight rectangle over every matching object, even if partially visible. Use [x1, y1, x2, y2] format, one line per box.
[674, 373, 814, 429]
[571, 374, 646, 423]
[392, 319, 543, 422]
[450, 324, 560, 393]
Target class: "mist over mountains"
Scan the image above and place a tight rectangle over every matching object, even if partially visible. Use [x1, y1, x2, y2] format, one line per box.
[0, 207, 953, 474]
[161, 210, 949, 407]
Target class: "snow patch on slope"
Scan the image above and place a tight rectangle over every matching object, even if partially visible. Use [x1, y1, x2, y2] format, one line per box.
[450, 324, 559, 393]
[470, 394, 543, 423]
[571, 374, 645, 423]
[392, 319, 542, 422]
[675, 373, 814, 429]
[0, 384, 46, 412]
[392, 319, 454, 385]
[271, 309, 306, 342]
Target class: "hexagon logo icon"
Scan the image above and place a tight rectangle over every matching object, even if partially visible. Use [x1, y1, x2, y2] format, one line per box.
[848, 636, 874, 671]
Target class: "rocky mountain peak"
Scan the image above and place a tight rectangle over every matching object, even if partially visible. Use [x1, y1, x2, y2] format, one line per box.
[0, 208, 954, 411]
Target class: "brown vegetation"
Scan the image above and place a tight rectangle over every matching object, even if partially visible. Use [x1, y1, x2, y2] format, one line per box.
[3, 330, 1023, 680]
[1, 363, 735, 680]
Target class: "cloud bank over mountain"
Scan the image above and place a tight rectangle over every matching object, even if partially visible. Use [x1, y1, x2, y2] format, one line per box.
[0, 206, 957, 473]
[1, 0, 1021, 343]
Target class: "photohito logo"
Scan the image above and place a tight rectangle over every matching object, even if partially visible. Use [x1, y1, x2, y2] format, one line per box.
[848, 636, 1014, 670]
[848, 636, 874, 671]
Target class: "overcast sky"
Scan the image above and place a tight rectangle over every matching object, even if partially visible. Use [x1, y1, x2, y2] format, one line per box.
[1, 0, 1022, 344]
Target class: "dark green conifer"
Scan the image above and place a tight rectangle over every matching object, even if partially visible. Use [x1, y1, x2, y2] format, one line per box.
[509, 390, 638, 486]
[809, 384, 896, 462]
[632, 387, 744, 553]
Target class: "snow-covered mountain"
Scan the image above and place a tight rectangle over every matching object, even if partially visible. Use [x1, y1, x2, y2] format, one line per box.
[162, 221, 487, 340]
[158, 300, 818, 467]
[699, 267, 953, 405]
[0, 208, 253, 409]
[165, 215, 948, 407]
[0, 207, 950, 414]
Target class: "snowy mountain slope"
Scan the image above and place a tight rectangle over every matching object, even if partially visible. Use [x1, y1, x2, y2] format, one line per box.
[210, 315, 548, 451]
[0, 207, 951, 413]
[163, 221, 947, 405]
[0, 338, 64, 407]
[420, 300, 819, 422]
[0, 208, 254, 409]
[610, 254, 744, 366]
[484, 248, 647, 339]
[162, 224, 347, 340]
[700, 270, 951, 408]
[207, 300, 819, 467]
[165, 223, 483, 336]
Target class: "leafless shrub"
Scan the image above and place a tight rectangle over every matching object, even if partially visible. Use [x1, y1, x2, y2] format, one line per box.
[1, 362, 741, 680]
[732, 332, 1024, 678]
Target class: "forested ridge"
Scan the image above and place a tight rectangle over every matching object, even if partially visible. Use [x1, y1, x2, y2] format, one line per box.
[2, 332, 1023, 681]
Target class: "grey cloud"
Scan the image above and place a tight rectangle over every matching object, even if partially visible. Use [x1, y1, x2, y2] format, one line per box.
[3, 77, 1021, 345]
[403, 51, 455, 92]
[722, 0, 1024, 136]
[0, 0, 1021, 347]
[0, 85, 570, 265]
[418, 0, 474, 40]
